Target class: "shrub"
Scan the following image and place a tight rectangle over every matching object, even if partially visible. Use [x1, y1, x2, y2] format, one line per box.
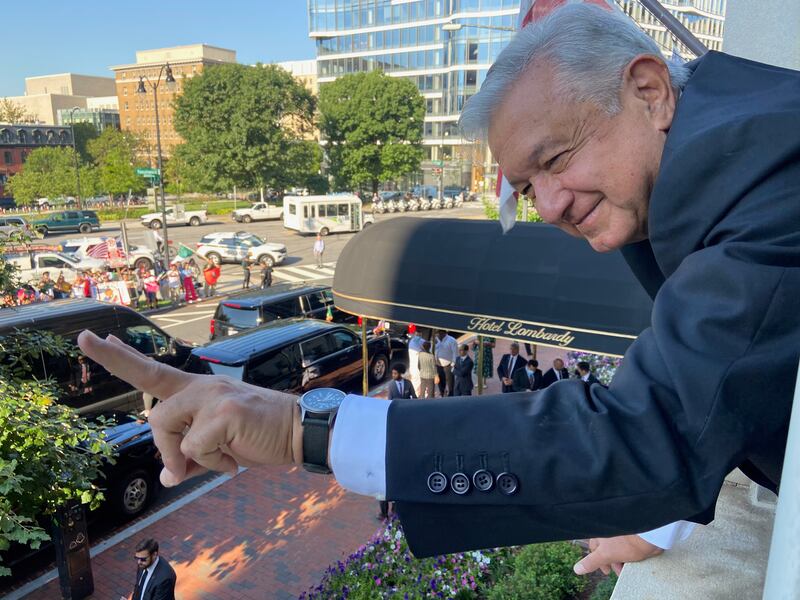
[486, 542, 586, 600]
[565, 352, 622, 386]
[589, 572, 618, 600]
[482, 196, 542, 222]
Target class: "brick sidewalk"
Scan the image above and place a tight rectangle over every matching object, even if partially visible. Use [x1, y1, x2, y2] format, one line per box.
[22, 467, 379, 600]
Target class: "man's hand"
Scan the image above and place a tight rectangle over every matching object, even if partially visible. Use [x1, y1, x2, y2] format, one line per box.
[573, 535, 663, 576]
[78, 330, 302, 487]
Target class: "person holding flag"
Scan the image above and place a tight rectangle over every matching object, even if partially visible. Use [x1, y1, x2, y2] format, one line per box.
[325, 305, 334, 323]
[259, 261, 273, 289]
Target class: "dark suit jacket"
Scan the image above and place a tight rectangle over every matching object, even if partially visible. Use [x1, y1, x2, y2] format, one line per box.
[386, 51, 800, 557]
[388, 377, 417, 400]
[496, 353, 527, 392]
[584, 374, 601, 386]
[134, 557, 176, 600]
[512, 367, 543, 392]
[452, 355, 474, 395]
[541, 367, 570, 388]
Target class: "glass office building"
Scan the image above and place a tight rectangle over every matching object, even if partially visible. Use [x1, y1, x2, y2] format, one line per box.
[308, 0, 520, 190]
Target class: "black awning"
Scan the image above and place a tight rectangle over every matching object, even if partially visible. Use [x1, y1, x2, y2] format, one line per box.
[332, 218, 652, 356]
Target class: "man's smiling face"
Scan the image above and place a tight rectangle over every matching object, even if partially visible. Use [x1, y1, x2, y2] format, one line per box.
[488, 57, 675, 252]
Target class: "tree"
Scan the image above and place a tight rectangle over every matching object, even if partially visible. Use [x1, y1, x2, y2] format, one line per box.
[318, 71, 425, 192]
[88, 128, 146, 196]
[5, 147, 92, 204]
[0, 236, 114, 576]
[71, 122, 99, 163]
[173, 63, 320, 192]
[0, 99, 35, 124]
[163, 143, 217, 195]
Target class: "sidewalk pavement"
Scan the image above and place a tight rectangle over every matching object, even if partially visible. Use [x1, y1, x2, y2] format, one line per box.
[21, 467, 379, 600]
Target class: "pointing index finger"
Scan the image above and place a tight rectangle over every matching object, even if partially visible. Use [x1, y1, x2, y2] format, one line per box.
[77, 329, 195, 400]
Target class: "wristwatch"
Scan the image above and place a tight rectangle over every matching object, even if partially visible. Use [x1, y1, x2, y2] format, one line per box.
[297, 388, 347, 474]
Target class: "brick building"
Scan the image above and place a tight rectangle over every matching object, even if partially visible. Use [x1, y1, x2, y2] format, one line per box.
[0, 124, 74, 196]
[110, 44, 237, 164]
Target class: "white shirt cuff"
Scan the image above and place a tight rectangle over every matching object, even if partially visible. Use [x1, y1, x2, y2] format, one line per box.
[330, 394, 389, 500]
[637, 520, 697, 549]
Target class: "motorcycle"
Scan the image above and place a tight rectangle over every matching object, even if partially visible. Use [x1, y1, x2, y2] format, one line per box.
[443, 197, 454, 209]
[430, 197, 442, 210]
[419, 197, 432, 211]
[373, 200, 386, 214]
[406, 197, 420, 212]
[396, 198, 407, 212]
[385, 200, 397, 213]
[454, 197, 464, 208]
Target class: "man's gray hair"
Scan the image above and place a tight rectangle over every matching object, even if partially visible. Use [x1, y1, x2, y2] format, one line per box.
[459, 4, 692, 140]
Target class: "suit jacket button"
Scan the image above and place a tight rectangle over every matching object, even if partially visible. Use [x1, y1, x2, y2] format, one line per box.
[427, 471, 448, 494]
[450, 472, 470, 495]
[497, 472, 519, 495]
[472, 469, 494, 492]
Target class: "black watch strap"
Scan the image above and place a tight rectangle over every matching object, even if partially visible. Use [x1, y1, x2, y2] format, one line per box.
[302, 415, 332, 474]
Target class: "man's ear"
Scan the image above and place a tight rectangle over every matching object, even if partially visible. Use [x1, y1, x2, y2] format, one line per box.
[622, 54, 676, 132]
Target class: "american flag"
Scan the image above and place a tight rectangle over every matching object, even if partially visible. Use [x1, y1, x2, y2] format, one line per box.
[87, 238, 126, 260]
[496, 0, 619, 232]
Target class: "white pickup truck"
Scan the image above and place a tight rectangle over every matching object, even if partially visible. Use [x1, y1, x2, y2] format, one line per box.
[8, 251, 106, 283]
[231, 202, 283, 223]
[140, 205, 207, 230]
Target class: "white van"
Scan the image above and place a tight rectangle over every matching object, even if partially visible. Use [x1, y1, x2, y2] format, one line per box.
[283, 195, 374, 235]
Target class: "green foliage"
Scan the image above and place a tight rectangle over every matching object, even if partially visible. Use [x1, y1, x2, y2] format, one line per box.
[173, 63, 319, 193]
[163, 144, 206, 195]
[88, 128, 147, 196]
[0, 236, 116, 576]
[0, 99, 35, 124]
[71, 122, 99, 162]
[589, 572, 618, 600]
[318, 71, 425, 192]
[486, 543, 586, 600]
[482, 196, 542, 222]
[6, 147, 90, 204]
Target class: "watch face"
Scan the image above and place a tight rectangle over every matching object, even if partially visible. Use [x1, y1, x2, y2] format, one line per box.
[300, 388, 346, 412]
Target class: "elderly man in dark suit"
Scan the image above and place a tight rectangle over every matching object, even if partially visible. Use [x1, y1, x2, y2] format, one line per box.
[452, 344, 475, 396]
[80, 3, 800, 583]
[541, 358, 570, 388]
[125, 538, 176, 600]
[497, 342, 528, 393]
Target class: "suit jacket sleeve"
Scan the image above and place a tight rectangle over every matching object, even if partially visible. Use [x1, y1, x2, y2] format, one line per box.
[409, 381, 417, 399]
[511, 369, 529, 392]
[496, 355, 508, 379]
[386, 240, 797, 557]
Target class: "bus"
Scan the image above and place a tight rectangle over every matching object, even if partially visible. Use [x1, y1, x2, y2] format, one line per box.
[283, 194, 374, 235]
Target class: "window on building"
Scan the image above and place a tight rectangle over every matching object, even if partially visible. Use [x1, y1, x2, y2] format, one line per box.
[3, 151, 12, 165]
[123, 87, 128, 96]
[466, 70, 477, 86]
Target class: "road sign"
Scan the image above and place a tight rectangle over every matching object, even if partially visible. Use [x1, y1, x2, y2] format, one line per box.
[136, 168, 160, 177]
[431, 160, 444, 167]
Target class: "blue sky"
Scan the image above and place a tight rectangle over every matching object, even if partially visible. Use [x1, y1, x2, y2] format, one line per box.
[0, 1, 315, 96]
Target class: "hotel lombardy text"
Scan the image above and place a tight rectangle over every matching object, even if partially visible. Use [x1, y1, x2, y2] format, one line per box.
[468, 317, 577, 348]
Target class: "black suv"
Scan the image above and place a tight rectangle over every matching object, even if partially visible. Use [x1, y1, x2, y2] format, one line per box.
[189, 318, 393, 391]
[210, 283, 355, 339]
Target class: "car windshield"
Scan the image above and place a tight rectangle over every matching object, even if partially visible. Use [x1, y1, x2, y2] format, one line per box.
[61, 244, 81, 254]
[239, 235, 265, 247]
[55, 252, 78, 265]
[218, 304, 260, 328]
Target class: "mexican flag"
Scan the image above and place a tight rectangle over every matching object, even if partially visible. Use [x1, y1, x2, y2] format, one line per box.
[325, 306, 334, 322]
[178, 244, 194, 259]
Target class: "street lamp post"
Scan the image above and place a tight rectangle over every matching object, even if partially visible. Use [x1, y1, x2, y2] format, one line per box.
[438, 130, 449, 202]
[68, 107, 83, 210]
[137, 64, 176, 271]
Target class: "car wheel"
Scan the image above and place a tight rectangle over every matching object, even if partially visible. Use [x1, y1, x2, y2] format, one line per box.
[362, 221, 372, 229]
[113, 469, 153, 518]
[207, 252, 221, 265]
[79, 223, 92, 233]
[134, 257, 153, 271]
[243, 215, 253, 224]
[189, 216, 201, 227]
[369, 354, 389, 384]
[258, 255, 274, 268]
[319, 227, 330, 236]
[149, 219, 162, 230]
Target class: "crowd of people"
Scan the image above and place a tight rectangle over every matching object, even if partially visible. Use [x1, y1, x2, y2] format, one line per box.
[1, 257, 223, 310]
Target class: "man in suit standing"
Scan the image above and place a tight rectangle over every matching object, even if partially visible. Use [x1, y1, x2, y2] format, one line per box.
[387, 365, 417, 400]
[542, 358, 570, 388]
[497, 342, 528, 392]
[123, 538, 176, 600]
[452, 344, 474, 396]
[513, 359, 543, 392]
[577, 361, 601, 386]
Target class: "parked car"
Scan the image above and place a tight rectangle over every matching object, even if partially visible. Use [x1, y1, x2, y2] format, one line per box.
[139, 205, 207, 229]
[7, 251, 107, 283]
[195, 231, 287, 267]
[0, 197, 17, 210]
[187, 318, 394, 391]
[231, 202, 283, 223]
[31, 210, 101, 235]
[0, 215, 33, 238]
[60, 236, 156, 271]
[210, 283, 355, 340]
[444, 186, 465, 197]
